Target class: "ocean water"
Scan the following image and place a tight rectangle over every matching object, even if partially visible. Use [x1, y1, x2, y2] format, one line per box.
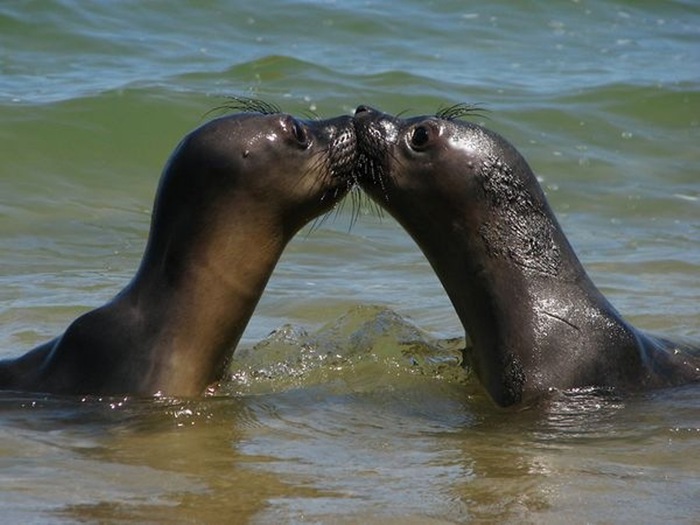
[1, 1, 699, 524]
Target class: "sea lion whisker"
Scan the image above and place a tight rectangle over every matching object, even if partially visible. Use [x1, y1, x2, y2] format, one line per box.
[203, 96, 283, 120]
[359, 189, 385, 221]
[301, 109, 322, 121]
[302, 146, 353, 225]
[225, 96, 282, 115]
[336, 184, 374, 231]
[306, 152, 331, 193]
[306, 214, 327, 236]
[347, 186, 365, 230]
[306, 188, 348, 236]
[435, 103, 489, 121]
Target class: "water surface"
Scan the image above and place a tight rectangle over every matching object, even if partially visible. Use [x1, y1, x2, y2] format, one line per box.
[1, 1, 699, 523]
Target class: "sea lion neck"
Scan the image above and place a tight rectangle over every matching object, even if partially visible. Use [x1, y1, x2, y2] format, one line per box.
[109, 114, 309, 395]
[115, 209, 288, 396]
[428, 159, 643, 406]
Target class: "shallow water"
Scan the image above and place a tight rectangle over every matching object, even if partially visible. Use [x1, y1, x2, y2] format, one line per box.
[1, 1, 699, 523]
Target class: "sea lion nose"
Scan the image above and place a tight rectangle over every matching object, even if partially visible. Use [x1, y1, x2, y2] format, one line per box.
[354, 105, 378, 117]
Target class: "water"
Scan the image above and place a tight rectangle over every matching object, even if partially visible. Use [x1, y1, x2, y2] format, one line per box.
[1, 0, 699, 523]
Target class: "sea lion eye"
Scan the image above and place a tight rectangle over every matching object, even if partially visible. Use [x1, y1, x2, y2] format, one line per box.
[291, 119, 309, 148]
[409, 125, 431, 150]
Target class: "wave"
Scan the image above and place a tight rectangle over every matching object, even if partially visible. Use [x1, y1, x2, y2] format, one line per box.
[224, 305, 470, 396]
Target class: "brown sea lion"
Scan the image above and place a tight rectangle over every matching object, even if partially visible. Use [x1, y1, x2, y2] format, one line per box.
[0, 102, 356, 397]
[353, 105, 699, 407]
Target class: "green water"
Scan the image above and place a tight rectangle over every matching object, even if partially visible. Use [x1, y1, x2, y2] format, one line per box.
[1, 1, 699, 523]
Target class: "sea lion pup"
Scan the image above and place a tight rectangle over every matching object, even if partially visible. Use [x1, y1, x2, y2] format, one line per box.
[0, 101, 356, 397]
[353, 104, 699, 407]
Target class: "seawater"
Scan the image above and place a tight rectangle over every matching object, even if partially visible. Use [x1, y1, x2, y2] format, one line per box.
[1, 1, 699, 523]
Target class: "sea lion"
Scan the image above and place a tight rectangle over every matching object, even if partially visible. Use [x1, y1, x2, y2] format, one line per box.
[0, 102, 356, 397]
[353, 104, 700, 407]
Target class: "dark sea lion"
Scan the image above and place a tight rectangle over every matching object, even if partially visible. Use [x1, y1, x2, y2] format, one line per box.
[0, 103, 356, 397]
[353, 105, 700, 407]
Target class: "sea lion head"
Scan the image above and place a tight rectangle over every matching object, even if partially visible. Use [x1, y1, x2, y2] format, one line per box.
[158, 105, 355, 235]
[353, 104, 560, 277]
[142, 102, 358, 284]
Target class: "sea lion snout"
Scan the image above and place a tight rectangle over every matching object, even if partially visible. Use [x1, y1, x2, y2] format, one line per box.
[354, 105, 379, 117]
[351, 105, 398, 189]
[317, 115, 357, 182]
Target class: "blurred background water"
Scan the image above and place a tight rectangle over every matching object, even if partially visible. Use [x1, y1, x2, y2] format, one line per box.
[1, 1, 698, 523]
